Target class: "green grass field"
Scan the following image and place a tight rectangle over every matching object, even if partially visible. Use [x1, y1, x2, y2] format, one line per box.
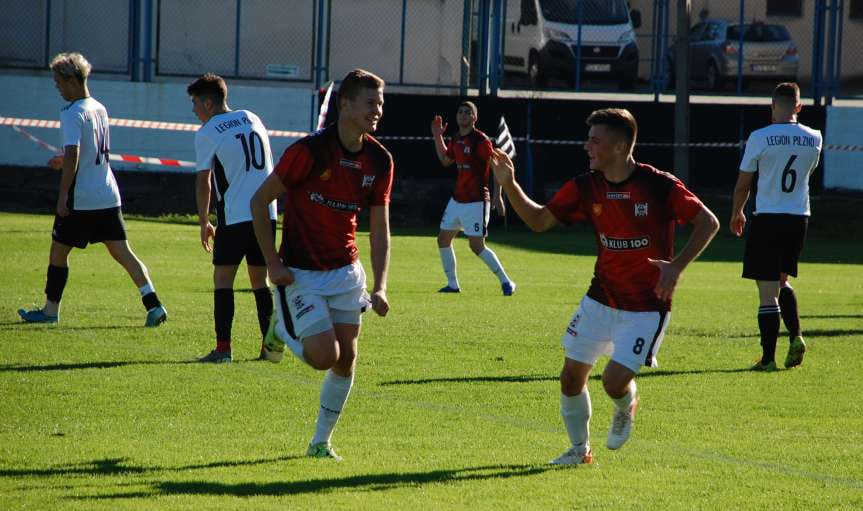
[1, 211, 861, 510]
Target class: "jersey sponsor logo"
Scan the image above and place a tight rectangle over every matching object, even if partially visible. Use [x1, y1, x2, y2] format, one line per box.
[339, 158, 362, 170]
[607, 192, 630, 200]
[592, 203, 602, 216]
[309, 191, 359, 212]
[599, 233, 650, 250]
[634, 203, 648, 217]
[320, 168, 332, 181]
[362, 175, 376, 188]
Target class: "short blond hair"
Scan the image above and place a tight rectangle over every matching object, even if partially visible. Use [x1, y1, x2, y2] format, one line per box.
[50, 52, 92, 83]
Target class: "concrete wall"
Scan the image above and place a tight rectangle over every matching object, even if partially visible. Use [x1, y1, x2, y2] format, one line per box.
[0, 75, 312, 170]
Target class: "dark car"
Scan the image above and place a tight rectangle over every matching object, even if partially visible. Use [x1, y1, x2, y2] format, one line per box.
[664, 19, 798, 90]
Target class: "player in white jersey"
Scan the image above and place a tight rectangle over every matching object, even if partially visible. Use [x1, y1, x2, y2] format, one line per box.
[188, 74, 278, 363]
[18, 52, 167, 327]
[730, 82, 822, 371]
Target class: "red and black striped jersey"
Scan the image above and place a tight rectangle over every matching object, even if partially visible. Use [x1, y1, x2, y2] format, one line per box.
[547, 163, 705, 312]
[445, 128, 494, 203]
[274, 126, 393, 270]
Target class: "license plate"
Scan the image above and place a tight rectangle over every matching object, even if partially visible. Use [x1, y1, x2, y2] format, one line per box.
[751, 64, 777, 72]
[585, 63, 611, 72]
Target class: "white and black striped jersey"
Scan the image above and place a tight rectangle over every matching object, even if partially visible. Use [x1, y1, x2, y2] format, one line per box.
[60, 97, 121, 210]
[740, 122, 822, 216]
[195, 110, 277, 225]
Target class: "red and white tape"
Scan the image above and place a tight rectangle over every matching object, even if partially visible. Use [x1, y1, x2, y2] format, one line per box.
[10, 124, 195, 170]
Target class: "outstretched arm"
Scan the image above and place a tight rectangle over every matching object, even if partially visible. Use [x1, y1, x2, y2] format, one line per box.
[648, 206, 720, 301]
[431, 116, 454, 167]
[489, 148, 558, 232]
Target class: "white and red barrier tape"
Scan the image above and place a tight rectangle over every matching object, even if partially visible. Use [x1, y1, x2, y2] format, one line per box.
[4, 116, 862, 169]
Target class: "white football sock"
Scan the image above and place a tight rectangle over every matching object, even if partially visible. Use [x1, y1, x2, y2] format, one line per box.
[611, 380, 637, 411]
[561, 390, 592, 450]
[311, 370, 354, 445]
[478, 247, 510, 284]
[138, 282, 155, 296]
[43, 300, 60, 316]
[439, 246, 459, 288]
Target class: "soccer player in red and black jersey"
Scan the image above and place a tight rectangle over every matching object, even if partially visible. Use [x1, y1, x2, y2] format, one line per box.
[490, 108, 719, 465]
[431, 101, 515, 295]
[250, 69, 392, 461]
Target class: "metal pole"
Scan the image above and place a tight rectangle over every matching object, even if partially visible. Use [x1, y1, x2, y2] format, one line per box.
[311, 0, 327, 131]
[736, 0, 744, 95]
[525, 100, 534, 198]
[44, 0, 52, 68]
[478, 0, 490, 96]
[143, 0, 153, 81]
[490, 0, 503, 95]
[399, 0, 407, 85]
[575, 1, 583, 91]
[674, 0, 691, 184]
[460, 0, 471, 96]
[834, 0, 845, 99]
[234, 0, 242, 77]
[825, 0, 839, 105]
[812, 0, 825, 105]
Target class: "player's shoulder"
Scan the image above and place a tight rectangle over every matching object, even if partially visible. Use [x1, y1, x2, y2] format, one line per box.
[636, 162, 680, 184]
[797, 122, 823, 140]
[362, 133, 394, 170]
[471, 128, 491, 142]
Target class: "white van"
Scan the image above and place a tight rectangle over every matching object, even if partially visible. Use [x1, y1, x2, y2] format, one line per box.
[504, 0, 641, 90]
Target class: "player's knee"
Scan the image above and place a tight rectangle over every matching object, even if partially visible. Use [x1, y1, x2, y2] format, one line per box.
[468, 238, 485, 255]
[559, 368, 584, 396]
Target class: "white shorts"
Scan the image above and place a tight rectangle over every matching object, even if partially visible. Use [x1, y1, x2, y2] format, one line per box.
[561, 296, 671, 373]
[440, 198, 489, 237]
[272, 261, 371, 340]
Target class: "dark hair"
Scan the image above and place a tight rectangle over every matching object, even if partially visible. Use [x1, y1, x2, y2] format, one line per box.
[186, 73, 228, 103]
[773, 82, 800, 107]
[338, 69, 385, 103]
[458, 101, 478, 116]
[586, 108, 638, 149]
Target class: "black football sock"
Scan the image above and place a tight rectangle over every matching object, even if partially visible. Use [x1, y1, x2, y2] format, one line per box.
[45, 264, 69, 304]
[253, 287, 273, 339]
[778, 286, 801, 340]
[214, 288, 234, 349]
[758, 305, 781, 364]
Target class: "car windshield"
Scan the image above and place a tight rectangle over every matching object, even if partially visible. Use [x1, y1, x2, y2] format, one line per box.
[538, 0, 630, 25]
[726, 24, 791, 42]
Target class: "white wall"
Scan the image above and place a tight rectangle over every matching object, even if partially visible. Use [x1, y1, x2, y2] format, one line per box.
[824, 106, 863, 191]
[0, 75, 312, 170]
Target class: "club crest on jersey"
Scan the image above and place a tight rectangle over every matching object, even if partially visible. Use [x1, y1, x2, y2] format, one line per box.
[592, 203, 602, 216]
[607, 192, 630, 200]
[339, 158, 362, 170]
[320, 168, 332, 181]
[634, 203, 648, 217]
[463, 146, 471, 155]
[362, 175, 376, 188]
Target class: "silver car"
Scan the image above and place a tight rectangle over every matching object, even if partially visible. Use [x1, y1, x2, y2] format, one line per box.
[665, 19, 799, 90]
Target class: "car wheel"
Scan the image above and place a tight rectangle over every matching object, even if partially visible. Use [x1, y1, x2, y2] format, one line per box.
[528, 53, 546, 89]
[706, 61, 724, 91]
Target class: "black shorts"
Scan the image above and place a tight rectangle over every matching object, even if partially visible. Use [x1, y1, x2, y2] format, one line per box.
[213, 220, 275, 266]
[742, 213, 808, 280]
[52, 207, 127, 249]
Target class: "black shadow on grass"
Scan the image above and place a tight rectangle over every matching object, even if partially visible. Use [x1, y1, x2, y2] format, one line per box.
[380, 367, 750, 386]
[0, 455, 304, 479]
[73, 464, 552, 499]
[805, 328, 863, 338]
[0, 323, 140, 331]
[0, 360, 199, 372]
[801, 314, 863, 319]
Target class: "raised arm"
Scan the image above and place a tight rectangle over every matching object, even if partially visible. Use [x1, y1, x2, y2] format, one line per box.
[431, 116, 454, 167]
[489, 148, 558, 232]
